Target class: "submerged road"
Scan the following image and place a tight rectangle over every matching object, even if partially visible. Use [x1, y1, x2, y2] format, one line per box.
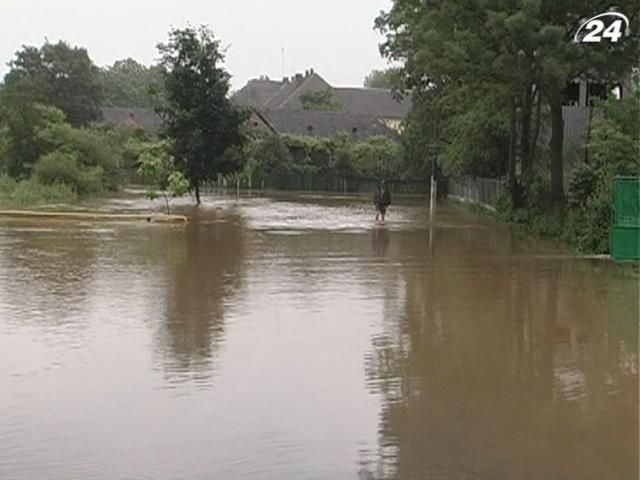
[0, 192, 637, 480]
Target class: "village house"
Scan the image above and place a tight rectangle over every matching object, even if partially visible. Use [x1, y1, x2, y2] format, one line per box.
[102, 69, 409, 142]
[232, 69, 411, 133]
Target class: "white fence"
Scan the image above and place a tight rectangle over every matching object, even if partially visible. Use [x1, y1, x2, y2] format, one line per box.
[447, 176, 504, 210]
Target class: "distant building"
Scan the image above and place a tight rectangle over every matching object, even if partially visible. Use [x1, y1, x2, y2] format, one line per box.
[233, 69, 411, 132]
[101, 69, 410, 142]
[255, 110, 399, 141]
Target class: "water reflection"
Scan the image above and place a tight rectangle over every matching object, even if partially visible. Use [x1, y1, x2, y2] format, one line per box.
[365, 227, 639, 480]
[0, 196, 636, 480]
[154, 209, 247, 388]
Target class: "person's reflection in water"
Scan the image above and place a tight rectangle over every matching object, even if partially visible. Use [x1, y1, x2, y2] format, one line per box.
[372, 226, 390, 256]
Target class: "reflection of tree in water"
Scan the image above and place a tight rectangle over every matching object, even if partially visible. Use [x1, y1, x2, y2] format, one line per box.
[363, 228, 639, 480]
[155, 212, 247, 388]
[0, 223, 99, 327]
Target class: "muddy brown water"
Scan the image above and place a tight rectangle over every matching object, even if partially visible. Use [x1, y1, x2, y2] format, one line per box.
[0, 192, 637, 480]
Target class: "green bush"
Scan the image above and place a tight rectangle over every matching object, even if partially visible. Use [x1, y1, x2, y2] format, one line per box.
[34, 150, 105, 194]
[34, 151, 82, 188]
[0, 175, 76, 206]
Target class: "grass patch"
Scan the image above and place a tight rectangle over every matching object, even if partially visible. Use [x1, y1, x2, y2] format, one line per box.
[0, 175, 77, 207]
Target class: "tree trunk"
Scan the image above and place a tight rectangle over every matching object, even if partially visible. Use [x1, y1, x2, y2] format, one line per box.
[508, 96, 519, 206]
[531, 90, 542, 167]
[549, 97, 565, 206]
[195, 180, 201, 205]
[520, 83, 534, 176]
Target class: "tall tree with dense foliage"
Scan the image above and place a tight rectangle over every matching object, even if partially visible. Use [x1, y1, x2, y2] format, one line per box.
[376, 0, 639, 207]
[100, 59, 165, 108]
[363, 68, 404, 89]
[3, 41, 103, 126]
[157, 26, 246, 204]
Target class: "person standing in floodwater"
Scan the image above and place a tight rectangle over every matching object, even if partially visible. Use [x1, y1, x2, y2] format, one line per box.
[373, 180, 392, 222]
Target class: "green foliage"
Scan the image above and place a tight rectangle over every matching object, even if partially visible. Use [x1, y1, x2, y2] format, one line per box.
[34, 150, 104, 195]
[157, 25, 247, 203]
[376, 0, 640, 207]
[3, 41, 103, 126]
[565, 93, 640, 253]
[137, 141, 190, 214]
[351, 136, 402, 178]
[0, 174, 76, 207]
[100, 58, 165, 108]
[246, 134, 295, 179]
[0, 99, 66, 178]
[299, 89, 342, 111]
[363, 68, 404, 89]
[240, 133, 402, 186]
[34, 151, 81, 188]
[37, 121, 124, 190]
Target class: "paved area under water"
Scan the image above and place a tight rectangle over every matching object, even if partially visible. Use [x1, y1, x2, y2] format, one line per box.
[0, 192, 637, 480]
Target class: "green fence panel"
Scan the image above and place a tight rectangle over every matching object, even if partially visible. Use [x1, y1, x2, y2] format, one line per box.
[613, 177, 640, 226]
[611, 177, 640, 261]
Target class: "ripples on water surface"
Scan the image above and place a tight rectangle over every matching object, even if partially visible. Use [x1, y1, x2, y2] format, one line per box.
[0, 192, 637, 480]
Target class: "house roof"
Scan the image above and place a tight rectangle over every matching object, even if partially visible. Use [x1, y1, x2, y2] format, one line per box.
[259, 110, 398, 140]
[333, 88, 411, 119]
[101, 107, 162, 130]
[232, 78, 283, 108]
[233, 70, 412, 119]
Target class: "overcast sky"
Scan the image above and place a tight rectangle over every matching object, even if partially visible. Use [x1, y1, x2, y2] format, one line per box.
[1, 0, 394, 91]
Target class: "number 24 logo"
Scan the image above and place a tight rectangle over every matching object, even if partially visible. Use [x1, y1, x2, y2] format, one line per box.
[574, 12, 630, 43]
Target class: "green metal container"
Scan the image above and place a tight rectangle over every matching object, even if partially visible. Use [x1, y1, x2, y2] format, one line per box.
[611, 177, 640, 262]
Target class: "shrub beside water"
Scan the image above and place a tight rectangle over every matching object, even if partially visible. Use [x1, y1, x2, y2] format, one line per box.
[0, 175, 76, 207]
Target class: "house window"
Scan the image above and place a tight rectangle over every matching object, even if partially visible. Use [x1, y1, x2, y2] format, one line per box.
[352, 127, 358, 134]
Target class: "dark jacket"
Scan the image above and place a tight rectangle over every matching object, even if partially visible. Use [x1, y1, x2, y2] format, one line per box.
[374, 188, 392, 206]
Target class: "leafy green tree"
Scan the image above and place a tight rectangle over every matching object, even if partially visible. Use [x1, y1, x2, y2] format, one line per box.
[157, 26, 247, 204]
[299, 89, 342, 111]
[0, 96, 65, 178]
[376, 0, 639, 207]
[100, 59, 165, 108]
[3, 41, 103, 126]
[363, 68, 404, 89]
[566, 92, 640, 252]
[137, 141, 190, 215]
[248, 133, 295, 179]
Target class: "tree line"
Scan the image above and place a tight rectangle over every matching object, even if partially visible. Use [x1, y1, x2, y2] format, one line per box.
[0, 27, 412, 209]
[375, 0, 639, 252]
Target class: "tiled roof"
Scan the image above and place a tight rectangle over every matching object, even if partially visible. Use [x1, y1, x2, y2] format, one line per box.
[333, 88, 411, 119]
[232, 79, 283, 108]
[259, 110, 398, 140]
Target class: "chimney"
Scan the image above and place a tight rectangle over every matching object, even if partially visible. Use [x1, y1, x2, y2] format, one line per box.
[309, 67, 314, 75]
[295, 73, 304, 85]
[305, 69, 310, 77]
[283, 76, 289, 83]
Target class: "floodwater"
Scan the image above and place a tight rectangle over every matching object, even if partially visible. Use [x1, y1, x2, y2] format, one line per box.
[0, 192, 637, 480]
